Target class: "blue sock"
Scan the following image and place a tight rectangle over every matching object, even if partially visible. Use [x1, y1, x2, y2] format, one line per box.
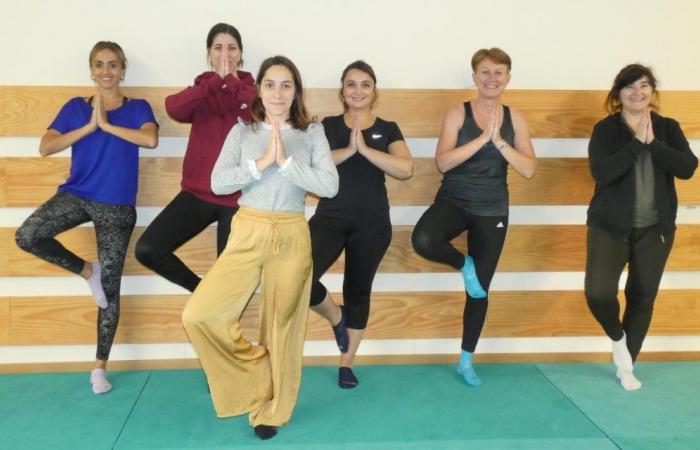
[457, 350, 482, 386]
[461, 256, 486, 299]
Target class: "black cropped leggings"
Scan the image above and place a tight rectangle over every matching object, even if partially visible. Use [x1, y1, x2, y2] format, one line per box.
[135, 191, 237, 292]
[412, 199, 508, 352]
[15, 191, 136, 361]
[309, 214, 392, 330]
[585, 225, 674, 360]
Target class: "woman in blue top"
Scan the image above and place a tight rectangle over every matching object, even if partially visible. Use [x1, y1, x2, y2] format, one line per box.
[15, 41, 158, 395]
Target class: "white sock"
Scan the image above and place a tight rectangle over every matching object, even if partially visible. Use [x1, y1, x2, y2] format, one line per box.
[90, 368, 112, 395]
[612, 332, 633, 373]
[86, 262, 108, 309]
[616, 369, 642, 391]
[612, 332, 641, 391]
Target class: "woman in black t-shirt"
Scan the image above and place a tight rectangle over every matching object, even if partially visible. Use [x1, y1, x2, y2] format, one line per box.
[309, 60, 414, 388]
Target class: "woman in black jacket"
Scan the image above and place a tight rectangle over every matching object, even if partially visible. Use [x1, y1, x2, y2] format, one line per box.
[585, 64, 697, 391]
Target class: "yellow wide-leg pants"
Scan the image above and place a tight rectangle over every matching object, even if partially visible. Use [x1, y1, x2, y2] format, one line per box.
[182, 207, 312, 427]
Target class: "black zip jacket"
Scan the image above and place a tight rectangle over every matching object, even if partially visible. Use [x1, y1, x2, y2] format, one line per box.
[587, 112, 697, 240]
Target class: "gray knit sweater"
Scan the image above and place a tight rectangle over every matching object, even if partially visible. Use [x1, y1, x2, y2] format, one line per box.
[212, 121, 339, 212]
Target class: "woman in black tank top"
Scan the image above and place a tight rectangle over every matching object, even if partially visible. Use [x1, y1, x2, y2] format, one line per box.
[412, 48, 536, 387]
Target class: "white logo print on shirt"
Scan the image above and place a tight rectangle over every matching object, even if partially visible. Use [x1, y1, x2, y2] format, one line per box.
[496, 222, 504, 228]
[372, 134, 382, 139]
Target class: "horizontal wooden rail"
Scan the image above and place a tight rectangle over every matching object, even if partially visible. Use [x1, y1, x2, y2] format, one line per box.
[3, 86, 700, 138]
[2, 291, 699, 346]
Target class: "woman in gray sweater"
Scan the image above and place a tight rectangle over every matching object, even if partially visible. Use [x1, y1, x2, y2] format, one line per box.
[182, 56, 338, 440]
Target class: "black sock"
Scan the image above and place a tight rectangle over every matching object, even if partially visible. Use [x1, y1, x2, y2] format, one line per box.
[339, 367, 359, 389]
[254, 425, 277, 440]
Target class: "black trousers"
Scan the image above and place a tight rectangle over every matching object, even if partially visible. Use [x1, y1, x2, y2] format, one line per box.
[585, 225, 674, 360]
[309, 214, 392, 330]
[412, 199, 508, 352]
[135, 191, 237, 292]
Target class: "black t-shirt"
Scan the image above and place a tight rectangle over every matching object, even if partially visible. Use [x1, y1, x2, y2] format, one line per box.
[316, 114, 404, 221]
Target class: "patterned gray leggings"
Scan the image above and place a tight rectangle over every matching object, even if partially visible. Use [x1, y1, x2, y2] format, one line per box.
[15, 191, 136, 361]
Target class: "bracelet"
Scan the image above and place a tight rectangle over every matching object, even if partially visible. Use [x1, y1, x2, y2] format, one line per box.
[496, 141, 507, 151]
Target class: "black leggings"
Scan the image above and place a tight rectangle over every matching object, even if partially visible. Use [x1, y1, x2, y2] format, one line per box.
[309, 214, 392, 330]
[15, 191, 136, 361]
[585, 225, 674, 360]
[135, 191, 237, 292]
[412, 199, 508, 352]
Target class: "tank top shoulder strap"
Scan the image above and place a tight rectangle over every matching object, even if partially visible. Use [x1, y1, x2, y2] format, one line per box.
[502, 105, 512, 126]
[463, 101, 472, 119]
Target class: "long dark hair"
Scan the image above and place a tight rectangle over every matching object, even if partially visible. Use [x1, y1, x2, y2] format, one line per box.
[605, 64, 659, 114]
[251, 56, 311, 130]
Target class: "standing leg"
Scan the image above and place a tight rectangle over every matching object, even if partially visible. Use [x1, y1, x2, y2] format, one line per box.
[584, 226, 640, 390]
[338, 218, 392, 388]
[250, 218, 312, 430]
[135, 192, 219, 292]
[89, 201, 136, 394]
[457, 214, 508, 386]
[623, 227, 674, 360]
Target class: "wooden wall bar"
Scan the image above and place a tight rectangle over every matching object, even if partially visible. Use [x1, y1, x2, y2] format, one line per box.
[3, 87, 700, 138]
[3, 291, 700, 346]
[3, 224, 700, 276]
[2, 157, 700, 207]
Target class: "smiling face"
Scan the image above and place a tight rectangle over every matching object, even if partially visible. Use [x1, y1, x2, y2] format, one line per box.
[259, 64, 295, 122]
[619, 76, 654, 114]
[341, 68, 376, 111]
[208, 32, 241, 72]
[90, 49, 125, 89]
[472, 58, 510, 98]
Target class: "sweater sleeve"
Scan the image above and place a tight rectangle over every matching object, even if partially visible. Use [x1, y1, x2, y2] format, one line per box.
[279, 124, 339, 198]
[588, 119, 644, 186]
[211, 124, 256, 194]
[165, 72, 225, 123]
[220, 71, 256, 111]
[648, 118, 698, 180]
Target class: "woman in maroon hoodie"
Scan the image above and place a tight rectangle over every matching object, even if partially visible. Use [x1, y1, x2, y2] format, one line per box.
[136, 23, 255, 292]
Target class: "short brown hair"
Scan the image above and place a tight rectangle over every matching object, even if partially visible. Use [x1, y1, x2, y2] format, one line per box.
[605, 64, 659, 114]
[251, 56, 312, 131]
[89, 41, 127, 69]
[471, 47, 511, 72]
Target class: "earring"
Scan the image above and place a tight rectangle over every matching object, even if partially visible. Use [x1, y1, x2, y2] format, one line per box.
[90, 75, 96, 80]
[120, 76, 125, 81]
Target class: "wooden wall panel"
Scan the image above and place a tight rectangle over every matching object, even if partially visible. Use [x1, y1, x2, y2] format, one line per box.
[4, 225, 700, 276]
[7, 291, 700, 345]
[4, 157, 700, 207]
[4, 86, 700, 138]
[0, 297, 9, 344]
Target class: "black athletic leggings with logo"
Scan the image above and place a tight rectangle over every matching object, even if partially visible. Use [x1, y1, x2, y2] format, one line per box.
[412, 199, 508, 352]
[135, 191, 237, 292]
[15, 191, 136, 361]
[309, 214, 392, 330]
[585, 225, 674, 360]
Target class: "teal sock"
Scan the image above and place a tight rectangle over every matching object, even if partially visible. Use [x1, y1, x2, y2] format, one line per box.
[457, 350, 482, 386]
[461, 256, 486, 299]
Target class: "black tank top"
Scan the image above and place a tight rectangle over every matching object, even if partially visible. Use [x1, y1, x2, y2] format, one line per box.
[436, 102, 515, 216]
